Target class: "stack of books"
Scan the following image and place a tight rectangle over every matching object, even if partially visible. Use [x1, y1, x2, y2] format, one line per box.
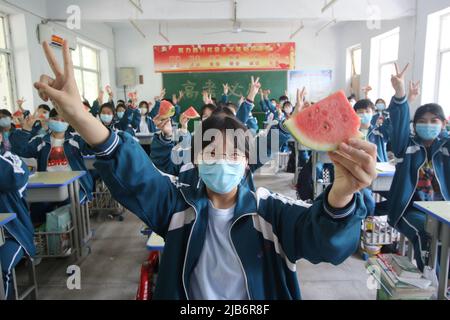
[367, 254, 436, 300]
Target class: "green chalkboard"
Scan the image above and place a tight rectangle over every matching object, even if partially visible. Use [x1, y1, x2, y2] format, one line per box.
[162, 71, 288, 129]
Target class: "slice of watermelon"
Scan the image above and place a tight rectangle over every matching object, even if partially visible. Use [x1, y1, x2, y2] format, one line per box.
[183, 106, 200, 119]
[158, 100, 175, 119]
[285, 91, 362, 151]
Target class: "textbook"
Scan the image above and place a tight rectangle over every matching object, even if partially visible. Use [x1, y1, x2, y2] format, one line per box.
[367, 256, 434, 300]
[389, 254, 423, 279]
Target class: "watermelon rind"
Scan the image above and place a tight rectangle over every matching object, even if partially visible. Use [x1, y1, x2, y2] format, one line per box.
[184, 107, 200, 119]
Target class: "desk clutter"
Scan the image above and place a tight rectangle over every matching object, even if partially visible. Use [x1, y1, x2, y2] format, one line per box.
[367, 254, 436, 300]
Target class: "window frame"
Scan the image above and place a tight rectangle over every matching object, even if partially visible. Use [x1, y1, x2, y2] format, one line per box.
[350, 46, 362, 76]
[72, 42, 101, 102]
[0, 13, 17, 112]
[372, 28, 400, 101]
[435, 13, 450, 110]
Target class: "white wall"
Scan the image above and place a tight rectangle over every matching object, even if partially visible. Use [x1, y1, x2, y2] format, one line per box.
[0, 0, 117, 111]
[113, 22, 339, 102]
[334, 17, 416, 100]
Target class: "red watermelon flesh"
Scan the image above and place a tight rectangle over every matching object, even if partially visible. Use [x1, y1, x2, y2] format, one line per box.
[183, 107, 200, 119]
[158, 100, 175, 119]
[285, 91, 362, 151]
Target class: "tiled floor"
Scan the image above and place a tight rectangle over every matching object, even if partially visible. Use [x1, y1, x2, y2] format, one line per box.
[19, 172, 376, 300]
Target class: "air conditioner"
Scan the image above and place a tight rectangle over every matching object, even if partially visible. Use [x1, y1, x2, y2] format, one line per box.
[38, 23, 77, 50]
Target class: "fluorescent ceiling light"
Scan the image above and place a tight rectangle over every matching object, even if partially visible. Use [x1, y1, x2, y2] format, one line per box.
[321, 0, 338, 13]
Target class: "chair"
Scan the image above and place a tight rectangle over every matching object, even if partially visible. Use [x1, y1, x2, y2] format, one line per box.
[11, 254, 38, 300]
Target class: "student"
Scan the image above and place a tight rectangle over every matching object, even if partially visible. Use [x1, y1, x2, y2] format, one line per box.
[30, 104, 52, 136]
[0, 110, 16, 153]
[10, 108, 94, 221]
[281, 101, 294, 120]
[354, 99, 390, 163]
[388, 63, 449, 272]
[115, 101, 140, 133]
[259, 90, 278, 122]
[0, 148, 35, 300]
[33, 40, 378, 299]
[137, 101, 157, 134]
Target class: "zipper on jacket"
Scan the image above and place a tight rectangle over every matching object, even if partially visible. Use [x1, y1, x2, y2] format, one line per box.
[395, 142, 427, 227]
[179, 189, 199, 300]
[229, 213, 254, 300]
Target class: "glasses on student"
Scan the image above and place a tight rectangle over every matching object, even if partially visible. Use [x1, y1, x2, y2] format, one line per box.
[199, 151, 246, 163]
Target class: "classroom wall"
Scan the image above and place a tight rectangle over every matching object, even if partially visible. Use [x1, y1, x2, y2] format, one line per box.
[334, 17, 416, 100]
[0, 0, 117, 111]
[113, 22, 339, 102]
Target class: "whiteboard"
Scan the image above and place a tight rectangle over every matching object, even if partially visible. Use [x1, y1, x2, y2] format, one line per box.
[288, 70, 333, 103]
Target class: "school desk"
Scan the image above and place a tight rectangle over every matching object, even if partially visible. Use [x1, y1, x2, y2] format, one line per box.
[0, 213, 17, 300]
[371, 162, 396, 192]
[136, 133, 154, 146]
[146, 232, 165, 252]
[414, 201, 450, 300]
[26, 171, 90, 260]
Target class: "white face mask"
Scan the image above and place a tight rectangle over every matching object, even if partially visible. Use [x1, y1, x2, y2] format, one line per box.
[140, 108, 148, 115]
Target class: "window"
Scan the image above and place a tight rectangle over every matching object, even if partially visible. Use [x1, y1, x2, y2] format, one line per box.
[0, 15, 15, 112]
[351, 46, 362, 76]
[369, 28, 400, 102]
[71, 43, 101, 104]
[437, 14, 450, 116]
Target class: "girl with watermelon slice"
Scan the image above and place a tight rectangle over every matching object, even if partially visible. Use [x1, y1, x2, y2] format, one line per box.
[34, 41, 380, 299]
[388, 63, 450, 272]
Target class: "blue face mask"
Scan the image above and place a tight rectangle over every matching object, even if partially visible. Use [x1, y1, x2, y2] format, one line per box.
[2, 131, 10, 139]
[117, 112, 125, 119]
[358, 113, 372, 125]
[415, 123, 442, 141]
[198, 161, 246, 194]
[0, 117, 11, 128]
[376, 103, 386, 111]
[48, 120, 69, 133]
[100, 114, 113, 124]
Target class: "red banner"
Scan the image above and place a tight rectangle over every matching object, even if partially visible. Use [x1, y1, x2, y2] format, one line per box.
[153, 42, 296, 73]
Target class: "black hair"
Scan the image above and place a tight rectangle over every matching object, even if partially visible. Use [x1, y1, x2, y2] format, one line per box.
[225, 102, 238, 113]
[38, 104, 51, 112]
[270, 99, 277, 103]
[49, 108, 59, 118]
[191, 112, 252, 164]
[348, 94, 357, 101]
[116, 104, 126, 112]
[375, 99, 386, 106]
[100, 102, 116, 115]
[117, 100, 125, 105]
[139, 101, 149, 108]
[354, 99, 375, 112]
[413, 103, 446, 124]
[200, 104, 218, 119]
[0, 109, 12, 118]
[279, 95, 289, 102]
[282, 101, 292, 109]
[212, 105, 236, 118]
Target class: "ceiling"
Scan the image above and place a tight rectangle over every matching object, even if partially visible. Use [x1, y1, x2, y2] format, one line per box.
[43, 0, 417, 27]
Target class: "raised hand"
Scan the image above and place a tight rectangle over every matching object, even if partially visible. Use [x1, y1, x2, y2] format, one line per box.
[172, 94, 178, 106]
[153, 114, 173, 138]
[105, 85, 113, 98]
[293, 87, 307, 115]
[17, 97, 26, 111]
[20, 113, 38, 132]
[98, 90, 104, 104]
[34, 40, 109, 146]
[179, 91, 185, 101]
[247, 76, 261, 102]
[34, 41, 84, 118]
[362, 85, 372, 99]
[223, 83, 229, 96]
[328, 139, 378, 208]
[179, 113, 189, 131]
[408, 80, 421, 104]
[391, 62, 410, 99]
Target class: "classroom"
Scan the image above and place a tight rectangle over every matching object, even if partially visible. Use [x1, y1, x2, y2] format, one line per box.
[0, 0, 449, 303]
